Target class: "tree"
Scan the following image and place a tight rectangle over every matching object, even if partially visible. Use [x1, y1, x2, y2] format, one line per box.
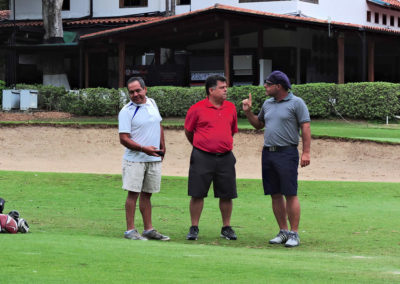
[42, 0, 64, 42]
[41, 0, 70, 89]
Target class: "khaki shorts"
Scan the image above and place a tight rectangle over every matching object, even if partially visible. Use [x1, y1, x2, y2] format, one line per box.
[122, 160, 162, 193]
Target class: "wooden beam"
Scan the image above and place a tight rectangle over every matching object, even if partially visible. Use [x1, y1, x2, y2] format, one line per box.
[368, 39, 375, 82]
[84, 51, 89, 88]
[224, 20, 231, 86]
[118, 40, 126, 88]
[337, 34, 345, 84]
[257, 27, 264, 85]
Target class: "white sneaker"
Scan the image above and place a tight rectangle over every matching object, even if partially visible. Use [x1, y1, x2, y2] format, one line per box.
[124, 229, 148, 240]
[285, 231, 300, 247]
[269, 229, 289, 244]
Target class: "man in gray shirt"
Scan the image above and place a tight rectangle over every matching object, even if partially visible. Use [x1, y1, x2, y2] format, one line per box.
[242, 71, 311, 247]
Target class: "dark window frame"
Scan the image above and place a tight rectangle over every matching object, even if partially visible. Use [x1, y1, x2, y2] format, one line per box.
[119, 0, 148, 8]
[367, 11, 371, 22]
[390, 15, 394, 26]
[382, 14, 387, 25]
[177, 0, 191, 5]
[375, 12, 379, 24]
[62, 0, 70, 11]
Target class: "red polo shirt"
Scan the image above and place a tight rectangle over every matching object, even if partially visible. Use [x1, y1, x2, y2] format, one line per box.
[185, 98, 238, 153]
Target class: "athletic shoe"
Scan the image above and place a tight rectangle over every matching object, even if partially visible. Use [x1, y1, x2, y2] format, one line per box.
[186, 226, 199, 240]
[220, 226, 237, 240]
[269, 229, 289, 244]
[142, 229, 170, 241]
[285, 231, 300, 247]
[124, 229, 148, 240]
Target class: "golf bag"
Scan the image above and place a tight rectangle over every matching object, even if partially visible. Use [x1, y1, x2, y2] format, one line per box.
[0, 197, 29, 233]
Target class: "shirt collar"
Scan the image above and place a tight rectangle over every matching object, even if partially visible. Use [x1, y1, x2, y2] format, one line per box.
[272, 92, 293, 102]
[205, 97, 225, 109]
[129, 96, 149, 107]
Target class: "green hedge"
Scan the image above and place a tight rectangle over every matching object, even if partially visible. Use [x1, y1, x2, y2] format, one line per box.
[335, 82, 400, 119]
[1, 82, 398, 119]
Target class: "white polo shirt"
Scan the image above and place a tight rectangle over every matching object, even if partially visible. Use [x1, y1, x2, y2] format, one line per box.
[118, 97, 162, 162]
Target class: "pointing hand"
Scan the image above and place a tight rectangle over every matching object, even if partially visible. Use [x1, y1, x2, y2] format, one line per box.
[242, 93, 252, 112]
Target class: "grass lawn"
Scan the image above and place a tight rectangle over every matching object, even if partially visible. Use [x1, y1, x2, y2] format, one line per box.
[1, 171, 399, 283]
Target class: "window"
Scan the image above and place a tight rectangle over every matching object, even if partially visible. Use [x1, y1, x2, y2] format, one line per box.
[62, 0, 70, 11]
[382, 14, 387, 25]
[367, 11, 371, 22]
[398, 17, 400, 27]
[375, 12, 379, 24]
[120, 0, 148, 8]
[390, 15, 394, 26]
[177, 0, 191, 4]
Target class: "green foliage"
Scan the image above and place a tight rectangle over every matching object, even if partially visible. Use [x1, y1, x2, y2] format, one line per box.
[292, 83, 336, 118]
[15, 84, 67, 111]
[146, 86, 205, 117]
[76, 88, 124, 116]
[336, 82, 400, 119]
[228, 85, 266, 117]
[9, 82, 400, 119]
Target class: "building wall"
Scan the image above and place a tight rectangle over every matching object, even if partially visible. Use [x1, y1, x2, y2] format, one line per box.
[11, 0, 89, 20]
[9, 0, 400, 32]
[93, 0, 164, 17]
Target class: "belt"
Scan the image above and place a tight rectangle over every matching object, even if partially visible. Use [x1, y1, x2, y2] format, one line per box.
[194, 147, 231, 156]
[263, 145, 297, 152]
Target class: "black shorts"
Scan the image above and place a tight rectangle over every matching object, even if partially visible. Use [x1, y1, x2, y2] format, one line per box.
[188, 147, 237, 199]
[262, 146, 299, 196]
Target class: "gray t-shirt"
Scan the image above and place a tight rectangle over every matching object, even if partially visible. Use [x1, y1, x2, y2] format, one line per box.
[258, 92, 310, 147]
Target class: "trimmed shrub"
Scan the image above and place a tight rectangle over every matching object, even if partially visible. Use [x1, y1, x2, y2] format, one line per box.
[292, 83, 336, 118]
[335, 82, 400, 119]
[15, 84, 67, 111]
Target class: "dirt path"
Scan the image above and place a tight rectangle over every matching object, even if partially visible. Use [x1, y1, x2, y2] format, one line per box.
[0, 127, 399, 182]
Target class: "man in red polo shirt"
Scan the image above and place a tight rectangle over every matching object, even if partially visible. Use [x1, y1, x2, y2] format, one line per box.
[184, 75, 238, 241]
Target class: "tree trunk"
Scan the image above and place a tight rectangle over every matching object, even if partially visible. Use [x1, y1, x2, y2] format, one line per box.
[42, 0, 64, 43]
[41, 0, 70, 89]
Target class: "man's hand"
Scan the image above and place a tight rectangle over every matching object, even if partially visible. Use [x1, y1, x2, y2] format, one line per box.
[300, 152, 310, 167]
[142, 146, 162, 157]
[242, 93, 252, 112]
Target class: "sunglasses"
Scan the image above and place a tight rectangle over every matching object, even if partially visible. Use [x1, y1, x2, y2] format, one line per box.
[264, 80, 276, 86]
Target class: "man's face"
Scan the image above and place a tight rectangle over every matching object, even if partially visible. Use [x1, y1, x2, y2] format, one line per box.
[209, 80, 227, 101]
[128, 81, 147, 104]
[264, 81, 279, 97]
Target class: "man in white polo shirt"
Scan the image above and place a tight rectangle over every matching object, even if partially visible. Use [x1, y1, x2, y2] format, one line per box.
[118, 77, 169, 241]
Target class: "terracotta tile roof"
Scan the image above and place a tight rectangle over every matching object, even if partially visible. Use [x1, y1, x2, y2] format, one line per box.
[0, 15, 160, 28]
[368, 0, 400, 10]
[0, 10, 10, 20]
[80, 4, 400, 40]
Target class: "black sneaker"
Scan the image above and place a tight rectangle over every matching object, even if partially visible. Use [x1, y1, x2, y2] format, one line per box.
[186, 226, 199, 240]
[221, 226, 237, 240]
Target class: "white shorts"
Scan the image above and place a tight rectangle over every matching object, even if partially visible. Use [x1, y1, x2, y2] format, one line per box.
[122, 160, 162, 193]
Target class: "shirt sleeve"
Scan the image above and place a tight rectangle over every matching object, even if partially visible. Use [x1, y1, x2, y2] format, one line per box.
[118, 108, 131, 133]
[232, 106, 238, 135]
[295, 98, 311, 124]
[184, 106, 197, 132]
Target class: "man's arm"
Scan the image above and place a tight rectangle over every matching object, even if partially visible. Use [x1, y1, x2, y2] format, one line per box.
[300, 122, 311, 167]
[119, 133, 159, 156]
[159, 125, 166, 157]
[242, 93, 265, 130]
[185, 129, 194, 145]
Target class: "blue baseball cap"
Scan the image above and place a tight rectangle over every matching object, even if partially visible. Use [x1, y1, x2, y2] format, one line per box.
[265, 70, 291, 90]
